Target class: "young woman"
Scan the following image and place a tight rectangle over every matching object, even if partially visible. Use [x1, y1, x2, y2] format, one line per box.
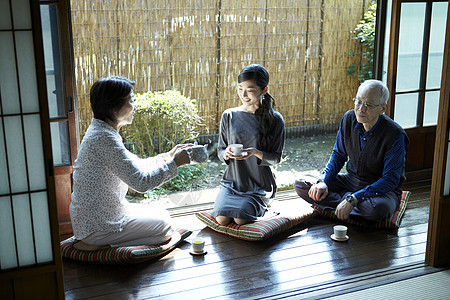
[212, 64, 285, 225]
[70, 76, 192, 250]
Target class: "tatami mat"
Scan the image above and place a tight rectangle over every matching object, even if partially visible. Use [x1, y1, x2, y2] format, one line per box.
[324, 269, 450, 300]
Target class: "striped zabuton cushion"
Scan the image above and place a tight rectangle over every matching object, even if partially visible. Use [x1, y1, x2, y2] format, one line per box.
[60, 228, 192, 264]
[195, 203, 317, 241]
[313, 190, 410, 229]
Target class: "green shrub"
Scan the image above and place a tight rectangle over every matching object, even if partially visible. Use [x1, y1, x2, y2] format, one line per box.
[122, 90, 203, 157]
[145, 163, 207, 199]
[122, 90, 206, 196]
[346, 0, 376, 82]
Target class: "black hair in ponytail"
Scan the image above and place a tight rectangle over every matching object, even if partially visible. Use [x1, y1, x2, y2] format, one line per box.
[238, 64, 276, 151]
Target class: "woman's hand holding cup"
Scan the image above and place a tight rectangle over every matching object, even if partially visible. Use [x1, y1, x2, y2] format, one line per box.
[234, 147, 263, 160]
[224, 144, 242, 160]
[223, 147, 233, 160]
[224, 144, 263, 161]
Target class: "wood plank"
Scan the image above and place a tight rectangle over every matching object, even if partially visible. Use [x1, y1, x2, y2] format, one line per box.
[82, 244, 426, 299]
[63, 182, 431, 299]
[226, 254, 426, 300]
[64, 224, 428, 299]
[63, 221, 428, 284]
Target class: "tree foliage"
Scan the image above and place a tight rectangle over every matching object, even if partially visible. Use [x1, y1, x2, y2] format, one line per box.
[347, 0, 376, 82]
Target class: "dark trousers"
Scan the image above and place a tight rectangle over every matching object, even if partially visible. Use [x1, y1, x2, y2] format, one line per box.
[294, 174, 400, 222]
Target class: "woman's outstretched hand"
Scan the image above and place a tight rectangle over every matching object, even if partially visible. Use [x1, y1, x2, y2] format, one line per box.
[167, 144, 193, 167]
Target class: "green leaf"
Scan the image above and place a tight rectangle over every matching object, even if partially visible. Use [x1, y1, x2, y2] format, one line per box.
[346, 0, 376, 83]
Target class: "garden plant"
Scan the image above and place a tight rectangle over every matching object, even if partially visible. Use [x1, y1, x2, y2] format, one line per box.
[347, 0, 376, 82]
[121, 90, 207, 198]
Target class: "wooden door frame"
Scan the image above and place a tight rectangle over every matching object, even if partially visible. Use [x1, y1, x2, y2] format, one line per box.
[426, 2, 450, 267]
[385, 0, 441, 182]
[43, 0, 78, 236]
[377, 0, 450, 266]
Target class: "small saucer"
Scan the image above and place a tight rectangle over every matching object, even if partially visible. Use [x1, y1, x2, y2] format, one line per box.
[330, 234, 349, 242]
[230, 152, 248, 159]
[190, 250, 207, 256]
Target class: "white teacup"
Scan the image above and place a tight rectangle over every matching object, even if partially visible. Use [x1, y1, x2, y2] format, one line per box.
[229, 144, 243, 156]
[333, 225, 348, 239]
[191, 237, 205, 253]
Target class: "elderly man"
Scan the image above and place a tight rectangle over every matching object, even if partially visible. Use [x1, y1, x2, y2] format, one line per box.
[294, 80, 409, 222]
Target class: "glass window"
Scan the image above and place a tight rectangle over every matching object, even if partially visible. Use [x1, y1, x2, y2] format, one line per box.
[396, 3, 426, 92]
[426, 2, 448, 89]
[381, 0, 392, 84]
[41, 5, 66, 119]
[41, 4, 71, 166]
[50, 121, 71, 166]
[423, 91, 440, 126]
[394, 93, 418, 129]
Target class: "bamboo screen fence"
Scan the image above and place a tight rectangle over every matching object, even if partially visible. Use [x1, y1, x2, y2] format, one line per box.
[71, 0, 370, 139]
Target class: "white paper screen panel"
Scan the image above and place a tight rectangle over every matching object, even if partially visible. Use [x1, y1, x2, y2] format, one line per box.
[0, 0, 54, 270]
[0, 32, 21, 115]
[0, 0, 12, 30]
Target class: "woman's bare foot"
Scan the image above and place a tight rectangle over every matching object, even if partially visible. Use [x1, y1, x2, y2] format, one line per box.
[216, 216, 232, 226]
[234, 218, 250, 225]
[216, 216, 250, 226]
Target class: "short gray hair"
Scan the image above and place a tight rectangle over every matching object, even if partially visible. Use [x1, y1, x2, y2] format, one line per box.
[358, 80, 389, 105]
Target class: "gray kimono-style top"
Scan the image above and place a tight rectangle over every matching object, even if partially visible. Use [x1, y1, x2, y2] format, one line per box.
[217, 107, 285, 197]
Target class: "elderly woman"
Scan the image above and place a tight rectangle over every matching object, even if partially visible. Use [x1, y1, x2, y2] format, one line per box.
[70, 76, 192, 251]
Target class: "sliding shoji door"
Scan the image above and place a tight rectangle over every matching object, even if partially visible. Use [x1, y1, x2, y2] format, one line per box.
[0, 0, 64, 298]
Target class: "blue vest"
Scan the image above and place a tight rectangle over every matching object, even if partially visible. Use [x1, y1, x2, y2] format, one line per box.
[342, 110, 409, 190]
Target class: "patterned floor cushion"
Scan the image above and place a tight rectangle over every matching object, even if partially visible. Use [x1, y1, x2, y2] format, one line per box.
[195, 200, 318, 241]
[60, 228, 192, 264]
[313, 190, 410, 229]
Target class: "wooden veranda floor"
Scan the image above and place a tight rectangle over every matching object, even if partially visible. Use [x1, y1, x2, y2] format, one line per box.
[63, 179, 431, 299]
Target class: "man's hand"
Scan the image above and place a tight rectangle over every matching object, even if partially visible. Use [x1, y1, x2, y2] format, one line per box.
[335, 199, 354, 220]
[308, 181, 328, 201]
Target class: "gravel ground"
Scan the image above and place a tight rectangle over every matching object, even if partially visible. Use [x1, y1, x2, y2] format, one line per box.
[202, 133, 336, 190]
